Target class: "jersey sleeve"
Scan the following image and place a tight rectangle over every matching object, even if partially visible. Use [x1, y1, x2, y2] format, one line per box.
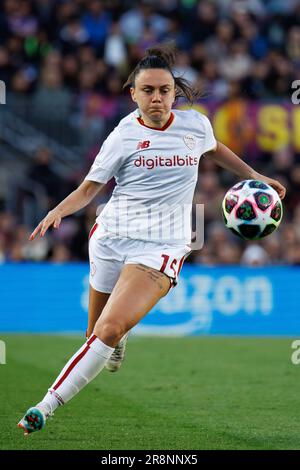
[85, 128, 124, 184]
[202, 114, 217, 154]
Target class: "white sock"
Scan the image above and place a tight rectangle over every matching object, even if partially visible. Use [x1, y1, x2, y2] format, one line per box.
[36, 392, 61, 417]
[36, 335, 114, 414]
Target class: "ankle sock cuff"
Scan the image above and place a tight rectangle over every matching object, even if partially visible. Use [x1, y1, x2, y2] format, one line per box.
[88, 335, 115, 359]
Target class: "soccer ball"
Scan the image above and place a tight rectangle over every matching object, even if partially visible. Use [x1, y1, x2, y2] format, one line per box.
[222, 180, 283, 240]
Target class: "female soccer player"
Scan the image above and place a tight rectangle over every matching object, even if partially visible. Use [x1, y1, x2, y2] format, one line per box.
[18, 45, 285, 435]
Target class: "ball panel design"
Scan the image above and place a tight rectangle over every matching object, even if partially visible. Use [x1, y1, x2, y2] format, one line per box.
[224, 194, 239, 214]
[248, 180, 269, 190]
[221, 179, 283, 241]
[254, 191, 273, 211]
[231, 181, 246, 191]
[238, 224, 261, 239]
[270, 201, 282, 222]
[236, 200, 256, 221]
[260, 223, 277, 238]
[229, 227, 243, 238]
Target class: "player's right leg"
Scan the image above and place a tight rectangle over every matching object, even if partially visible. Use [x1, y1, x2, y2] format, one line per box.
[17, 331, 116, 435]
[18, 231, 123, 435]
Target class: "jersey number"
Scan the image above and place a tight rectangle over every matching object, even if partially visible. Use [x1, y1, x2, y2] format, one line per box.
[160, 254, 185, 278]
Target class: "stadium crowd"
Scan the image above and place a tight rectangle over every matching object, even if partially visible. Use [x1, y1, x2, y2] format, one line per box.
[0, 0, 299, 265]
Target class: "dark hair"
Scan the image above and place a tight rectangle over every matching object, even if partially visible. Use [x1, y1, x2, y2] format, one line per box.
[123, 44, 201, 104]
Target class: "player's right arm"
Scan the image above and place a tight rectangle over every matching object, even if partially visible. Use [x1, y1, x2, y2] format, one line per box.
[29, 180, 104, 240]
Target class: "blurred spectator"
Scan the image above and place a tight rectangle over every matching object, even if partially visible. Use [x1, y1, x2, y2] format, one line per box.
[0, 211, 16, 257]
[240, 20, 268, 60]
[200, 60, 228, 100]
[203, 19, 235, 63]
[104, 22, 127, 69]
[31, 61, 72, 141]
[81, 0, 111, 51]
[49, 243, 72, 263]
[216, 242, 242, 264]
[59, 14, 89, 54]
[120, 1, 170, 44]
[189, 1, 218, 43]
[0, 45, 14, 85]
[9, 69, 33, 118]
[6, 0, 38, 38]
[241, 244, 270, 266]
[262, 235, 282, 264]
[61, 54, 79, 90]
[286, 26, 300, 64]
[264, 50, 294, 97]
[32, 63, 72, 122]
[219, 41, 253, 81]
[27, 147, 63, 207]
[173, 50, 198, 84]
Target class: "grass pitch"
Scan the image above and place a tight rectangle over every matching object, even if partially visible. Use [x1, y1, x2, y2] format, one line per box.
[0, 335, 299, 450]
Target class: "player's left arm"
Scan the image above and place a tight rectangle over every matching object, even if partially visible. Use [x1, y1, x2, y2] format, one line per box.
[204, 141, 286, 199]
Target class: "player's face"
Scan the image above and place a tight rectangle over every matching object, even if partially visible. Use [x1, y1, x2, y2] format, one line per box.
[130, 69, 176, 128]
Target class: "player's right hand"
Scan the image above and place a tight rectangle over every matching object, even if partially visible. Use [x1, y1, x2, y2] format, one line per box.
[29, 209, 62, 240]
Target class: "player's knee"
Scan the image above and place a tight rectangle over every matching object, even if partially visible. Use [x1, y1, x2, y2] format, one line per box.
[93, 321, 125, 347]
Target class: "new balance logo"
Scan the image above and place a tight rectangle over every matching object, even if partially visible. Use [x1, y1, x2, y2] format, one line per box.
[137, 140, 151, 150]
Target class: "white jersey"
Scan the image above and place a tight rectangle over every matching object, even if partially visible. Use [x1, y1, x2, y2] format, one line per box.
[85, 108, 217, 245]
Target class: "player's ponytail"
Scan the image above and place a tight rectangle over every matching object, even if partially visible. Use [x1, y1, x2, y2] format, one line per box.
[123, 44, 201, 104]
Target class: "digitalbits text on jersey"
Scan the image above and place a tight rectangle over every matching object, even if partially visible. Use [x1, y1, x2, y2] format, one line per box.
[133, 155, 199, 170]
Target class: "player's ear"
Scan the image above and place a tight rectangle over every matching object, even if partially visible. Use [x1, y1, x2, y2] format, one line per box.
[130, 87, 136, 102]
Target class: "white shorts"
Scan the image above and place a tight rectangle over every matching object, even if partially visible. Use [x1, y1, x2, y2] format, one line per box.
[88, 223, 191, 293]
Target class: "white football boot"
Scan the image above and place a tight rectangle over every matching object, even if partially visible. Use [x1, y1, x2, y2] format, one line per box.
[105, 332, 129, 372]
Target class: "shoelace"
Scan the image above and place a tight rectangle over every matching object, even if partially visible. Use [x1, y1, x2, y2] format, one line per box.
[111, 344, 124, 361]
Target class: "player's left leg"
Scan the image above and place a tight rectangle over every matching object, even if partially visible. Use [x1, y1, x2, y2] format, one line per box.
[87, 229, 128, 369]
[105, 330, 129, 372]
[86, 285, 129, 372]
[92, 264, 170, 345]
[86, 286, 110, 338]
[18, 264, 170, 435]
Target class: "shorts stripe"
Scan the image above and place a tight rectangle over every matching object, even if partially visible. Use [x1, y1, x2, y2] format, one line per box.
[89, 223, 98, 240]
[52, 335, 97, 391]
[177, 254, 186, 276]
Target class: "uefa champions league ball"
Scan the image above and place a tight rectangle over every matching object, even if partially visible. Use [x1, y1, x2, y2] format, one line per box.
[222, 180, 283, 240]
